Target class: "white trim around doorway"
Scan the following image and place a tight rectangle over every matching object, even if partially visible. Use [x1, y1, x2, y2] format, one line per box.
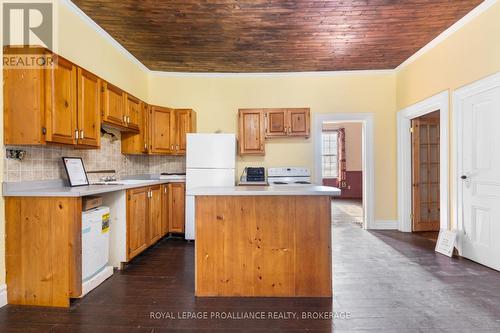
[313, 113, 374, 230]
[397, 90, 449, 232]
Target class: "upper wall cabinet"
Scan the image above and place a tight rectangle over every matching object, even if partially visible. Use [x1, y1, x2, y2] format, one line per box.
[238, 109, 265, 155]
[150, 106, 175, 155]
[122, 106, 196, 156]
[124, 93, 141, 131]
[172, 108, 197, 155]
[77, 68, 101, 147]
[238, 108, 310, 155]
[3, 51, 99, 148]
[264, 108, 310, 138]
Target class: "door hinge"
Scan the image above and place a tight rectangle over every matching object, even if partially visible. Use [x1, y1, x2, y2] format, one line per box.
[410, 213, 413, 221]
[41, 127, 46, 135]
[409, 127, 414, 133]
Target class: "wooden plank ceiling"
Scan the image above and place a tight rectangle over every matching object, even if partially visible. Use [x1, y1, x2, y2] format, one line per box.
[72, 0, 482, 72]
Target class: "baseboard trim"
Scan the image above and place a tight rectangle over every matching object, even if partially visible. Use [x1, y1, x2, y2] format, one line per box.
[0, 284, 7, 308]
[370, 220, 398, 230]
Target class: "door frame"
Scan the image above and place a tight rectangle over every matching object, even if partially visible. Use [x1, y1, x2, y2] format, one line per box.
[313, 113, 374, 230]
[397, 90, 449, 232]
[452, 71, 500, 254]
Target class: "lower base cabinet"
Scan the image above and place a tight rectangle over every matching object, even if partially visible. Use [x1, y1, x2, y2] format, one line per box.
[169, 183, 185, 233]
[5, 197, 82, 307]
[126, 183, 185, 260]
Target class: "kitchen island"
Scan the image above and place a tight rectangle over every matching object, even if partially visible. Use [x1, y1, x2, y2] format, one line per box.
[189, 185, 340, 297]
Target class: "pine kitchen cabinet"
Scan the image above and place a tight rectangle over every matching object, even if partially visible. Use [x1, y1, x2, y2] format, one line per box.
[126, 185, 164, 260]
[122, 106, 196, 156]
[150, 105, 175, 154]
[124, 93, 141, 131]
[121, 102, 149, 154]
[172, 108, 197, 155]
[5, 196, 82, 307]
[238, 109, 265, 155]
[77, 67, 101, 147]
[264, 108, 310, 138]
[168, 182, 186, 233]
[3, 51, 100, 148]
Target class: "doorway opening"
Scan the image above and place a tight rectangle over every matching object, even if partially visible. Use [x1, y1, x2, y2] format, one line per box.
[411, 111, 440, 243]
[314, 113, 374, 230]
[321, 121, 363, 227]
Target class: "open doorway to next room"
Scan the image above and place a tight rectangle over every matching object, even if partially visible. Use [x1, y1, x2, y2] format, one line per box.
[321, 121, 363, 227]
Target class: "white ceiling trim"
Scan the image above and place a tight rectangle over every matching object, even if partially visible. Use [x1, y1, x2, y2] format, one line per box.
[149, 69, 395, 78]
[395, 0, 498, 71]
[63, 0, 497, 78]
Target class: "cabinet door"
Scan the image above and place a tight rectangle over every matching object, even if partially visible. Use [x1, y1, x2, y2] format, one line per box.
[173, 109, 194, 155]
[149, 185, 162, 244]
[102, 81, 126, 127]
[77, 68, 101, 147]
[161, 184, 169, 236]
[3, 66, 46, 145]
[127, 187, 149, 260]
[150, 106, 174, 154]
[238, 109, 265, 155]
[125, 93, 141, 132]
[45, 56, 77, 145]
[121, 102, 148, 154]
[169, 183, 185, 233]
[287, 108, 310, 137]
[265, 109, 287, 137]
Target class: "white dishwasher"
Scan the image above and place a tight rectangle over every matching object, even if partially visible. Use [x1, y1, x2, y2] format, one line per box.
[81, 206, 113, 296]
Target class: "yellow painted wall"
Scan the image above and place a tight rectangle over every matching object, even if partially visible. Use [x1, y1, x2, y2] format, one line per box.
[149, 73, 397, 220]
[396, 1, 500, 228]
[397, 1, 500, 109]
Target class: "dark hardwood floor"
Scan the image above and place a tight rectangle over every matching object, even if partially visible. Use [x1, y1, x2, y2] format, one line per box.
[1, 206, 500, 332]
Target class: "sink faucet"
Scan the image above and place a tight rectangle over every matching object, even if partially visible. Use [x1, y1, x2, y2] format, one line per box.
[100, 175, 117, 182]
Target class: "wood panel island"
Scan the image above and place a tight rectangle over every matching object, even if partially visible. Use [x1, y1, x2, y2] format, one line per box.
[188, 185, 340, 297]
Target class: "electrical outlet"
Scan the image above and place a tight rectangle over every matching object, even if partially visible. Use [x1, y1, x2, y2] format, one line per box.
[6, 149, 26, 161]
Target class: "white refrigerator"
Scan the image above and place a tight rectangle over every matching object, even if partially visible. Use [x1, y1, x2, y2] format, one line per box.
[185, 133, 236, 240]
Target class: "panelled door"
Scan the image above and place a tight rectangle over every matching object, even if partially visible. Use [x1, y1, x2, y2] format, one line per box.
[45, 56, 77, 145]
[459, 85, 500, 271]
[265, 109, 287, 137]
[127, 187, 149, 260]
[411, 117, 440, 232]
[77, 68, 101, 147]
[287, 108, 310, 137]
[150, 106, 174, 154]
[174, 109, 191, 154]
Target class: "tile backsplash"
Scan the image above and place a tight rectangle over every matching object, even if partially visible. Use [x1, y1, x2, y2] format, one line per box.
[4, 128, 185, 183]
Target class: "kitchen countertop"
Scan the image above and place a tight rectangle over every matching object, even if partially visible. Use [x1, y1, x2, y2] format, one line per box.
[3, 177, 185, 197]
[187, 185, 341, 196]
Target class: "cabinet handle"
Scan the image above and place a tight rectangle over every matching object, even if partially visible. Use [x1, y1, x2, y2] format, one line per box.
[75, 130, 79, 140]
[127, 116, 130, 123]
[176, 144, 179, 150]
[80, 130, 84, 139]
[144, 143, 147, 150]
[171, 145, 174, 150]
[164, 187, 167, 194]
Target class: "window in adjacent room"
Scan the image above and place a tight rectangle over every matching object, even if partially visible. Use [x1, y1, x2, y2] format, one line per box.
[321, 130, 338, 178]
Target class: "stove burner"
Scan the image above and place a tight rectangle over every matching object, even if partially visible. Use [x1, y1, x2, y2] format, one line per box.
[294, 181, 311, 184]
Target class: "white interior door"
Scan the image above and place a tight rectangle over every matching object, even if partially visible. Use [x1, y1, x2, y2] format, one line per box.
[458, 85, 500, 271]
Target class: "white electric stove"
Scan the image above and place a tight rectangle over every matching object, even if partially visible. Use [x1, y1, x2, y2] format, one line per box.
[267, 167, 312, 186]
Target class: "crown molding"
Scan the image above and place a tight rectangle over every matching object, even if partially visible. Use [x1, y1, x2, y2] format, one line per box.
[149, 69, 395, 78]
[395, 0, 498, 71]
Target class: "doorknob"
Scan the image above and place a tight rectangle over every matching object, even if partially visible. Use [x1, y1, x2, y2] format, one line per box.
[460, 175, 467, 180]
